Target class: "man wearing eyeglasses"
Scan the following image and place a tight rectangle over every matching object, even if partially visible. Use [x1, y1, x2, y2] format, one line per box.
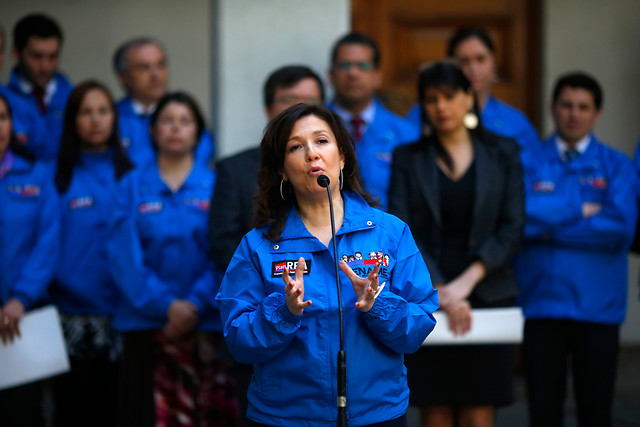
[328, 32, 419, 209]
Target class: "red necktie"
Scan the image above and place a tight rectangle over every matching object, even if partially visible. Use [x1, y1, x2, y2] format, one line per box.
[33, 86, 46, 113]
[351, 116, 365, 143]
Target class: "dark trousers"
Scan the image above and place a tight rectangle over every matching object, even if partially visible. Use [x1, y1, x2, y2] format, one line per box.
[52, 358, 119, 427]
[523, 318, 619, 427]
[247, 414, 407, 427]
[0, 381, 44, 427]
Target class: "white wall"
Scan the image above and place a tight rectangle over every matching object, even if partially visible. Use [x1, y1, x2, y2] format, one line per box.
[212, 0, 350, 158]
[0, 0, 211, 118]
[543, 0, 640, 343]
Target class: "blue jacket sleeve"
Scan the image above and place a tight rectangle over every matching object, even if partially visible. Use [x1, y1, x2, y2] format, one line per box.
[186, 261, 221, 311]
[107, 175, 175, 319]
[12, 175, 60, 309]
[551, 155, 637, 251]
[215, 237, 302, 364]
[521, 153, 583, 240]
[362, 224, 438, 354]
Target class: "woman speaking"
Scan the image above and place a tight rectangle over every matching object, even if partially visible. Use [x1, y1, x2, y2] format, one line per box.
[216, 104, 439, 427]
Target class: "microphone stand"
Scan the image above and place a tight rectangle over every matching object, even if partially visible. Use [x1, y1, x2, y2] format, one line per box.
[317, 175, 347, 427]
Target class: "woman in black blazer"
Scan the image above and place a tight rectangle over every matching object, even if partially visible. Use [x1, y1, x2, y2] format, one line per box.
[389, 61, 525, 427]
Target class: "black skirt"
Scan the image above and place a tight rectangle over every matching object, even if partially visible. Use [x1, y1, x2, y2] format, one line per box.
[405, 343, 514, 407]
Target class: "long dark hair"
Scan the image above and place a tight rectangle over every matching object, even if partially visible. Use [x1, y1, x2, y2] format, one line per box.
[0, 93, 35, 162]
[447, 27, 495, 58]
[254, 103, 376, 241]
[149, 91, 205, 153]
[417, 60, 485, 172]
[55, 80, 133, 193]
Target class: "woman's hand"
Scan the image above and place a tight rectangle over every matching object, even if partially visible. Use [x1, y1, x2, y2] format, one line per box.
[339, 260, 383, 312]
[282, 257, 312, 316]
[163, 300, 198, 340]
[444, 299, 472, 336]
[0, 298, 25, 344]
[437, 261, 486, 310]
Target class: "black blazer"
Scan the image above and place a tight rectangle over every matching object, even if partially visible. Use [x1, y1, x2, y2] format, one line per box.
[388, 134, 525, 303]
[208, 146, 261, 272]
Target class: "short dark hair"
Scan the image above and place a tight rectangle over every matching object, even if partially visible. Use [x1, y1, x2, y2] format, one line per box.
[263, 65, 325, 107]
[254, 103, 377, 241]
[150, 91, 206, 152]
[113, 37, 166, 74]
[552, 71, 603, 110]
[447, 28, 495, 57]
[417, 60, 484, 173]
[13, 14, 63, 52]
[330, 32, 380, 68]
[55, 81, 133, 193]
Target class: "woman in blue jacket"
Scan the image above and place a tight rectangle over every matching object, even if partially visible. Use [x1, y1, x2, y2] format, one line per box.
[407, 28, 539, 154]
[51, 80, 134, 427]
[389, 61, 525, 427]
[107, 92, 237, 426]
[0, 92, 60, 426]
[216, 103, 439, 426]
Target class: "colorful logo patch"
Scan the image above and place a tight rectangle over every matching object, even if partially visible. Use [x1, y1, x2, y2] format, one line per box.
[533, 180, 555, 193]
[272, 259, 312, 277]
[184, 198, 210, 211]
[580, 176, 608, 189]
[69, 196, 94, 209]
[342, 250, 391, 279]
[7, 184, 41, 197]
[138, 201, 163, 214]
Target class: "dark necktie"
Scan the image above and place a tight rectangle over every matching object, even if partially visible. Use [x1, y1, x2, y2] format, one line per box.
[351, 116, 365, 143]
[33, 86, 46, 113]
[564, 148, 580, 162]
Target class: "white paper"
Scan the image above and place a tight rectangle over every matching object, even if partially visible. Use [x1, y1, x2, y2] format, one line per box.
[423, 307, 524, 345]
[0, 306, 70, 390]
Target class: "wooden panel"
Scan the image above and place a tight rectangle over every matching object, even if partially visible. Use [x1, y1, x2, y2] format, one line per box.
[352, 0, 541, 126]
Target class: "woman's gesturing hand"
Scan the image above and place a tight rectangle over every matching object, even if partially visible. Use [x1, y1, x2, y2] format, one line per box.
[282, 257, 312, 316]
[0, 298, 25, 345]
[339, 260, 384, 312]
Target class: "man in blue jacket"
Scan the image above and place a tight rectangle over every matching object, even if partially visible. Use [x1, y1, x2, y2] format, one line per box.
[328, 32, 419, 209]
[113, 38, 214, 167]
[7, 14, 73, 161]
[0, 25, 47, 158]
[516, 72, 637, 427]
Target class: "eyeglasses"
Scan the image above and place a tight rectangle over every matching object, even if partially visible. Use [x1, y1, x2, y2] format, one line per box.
[274, 95, 322, 106]
[334, 61, 375, 72]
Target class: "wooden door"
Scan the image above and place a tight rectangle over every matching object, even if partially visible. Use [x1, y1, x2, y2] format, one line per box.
[352, 0, 541, 126]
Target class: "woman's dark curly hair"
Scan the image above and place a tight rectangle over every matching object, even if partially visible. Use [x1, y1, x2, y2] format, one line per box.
[253, 103, 377, 241]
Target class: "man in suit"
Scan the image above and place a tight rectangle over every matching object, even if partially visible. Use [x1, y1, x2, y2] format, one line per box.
[208, 64, 324, 425]
[328, 32, 419, 209]
[6, 14, 72, 161]
[516, 72, 637, 427]
[113, 37, 214, 167]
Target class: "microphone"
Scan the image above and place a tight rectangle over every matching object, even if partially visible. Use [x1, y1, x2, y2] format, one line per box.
[316, 174, 348, 427]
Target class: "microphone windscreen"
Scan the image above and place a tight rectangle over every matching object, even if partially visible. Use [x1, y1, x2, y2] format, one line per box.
[317, 175, 330, 188]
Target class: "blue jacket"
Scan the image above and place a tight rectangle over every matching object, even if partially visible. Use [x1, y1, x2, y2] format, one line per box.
[0, 153, 60, 309]
[7, 69, 73, 160]
[51, 150, 123, 316]
[330, 99, 419, 209]
[0, 85, 48, 157]
[116, 96, 215, 168]
[107, 159, 221, 331]
[406, 96, 540, 152]
[515, 135, 637, 324]
[216, 191, 438, 426]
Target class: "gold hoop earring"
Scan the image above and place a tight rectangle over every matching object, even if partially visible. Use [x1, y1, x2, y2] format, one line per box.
[463, 112, 478, 130]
